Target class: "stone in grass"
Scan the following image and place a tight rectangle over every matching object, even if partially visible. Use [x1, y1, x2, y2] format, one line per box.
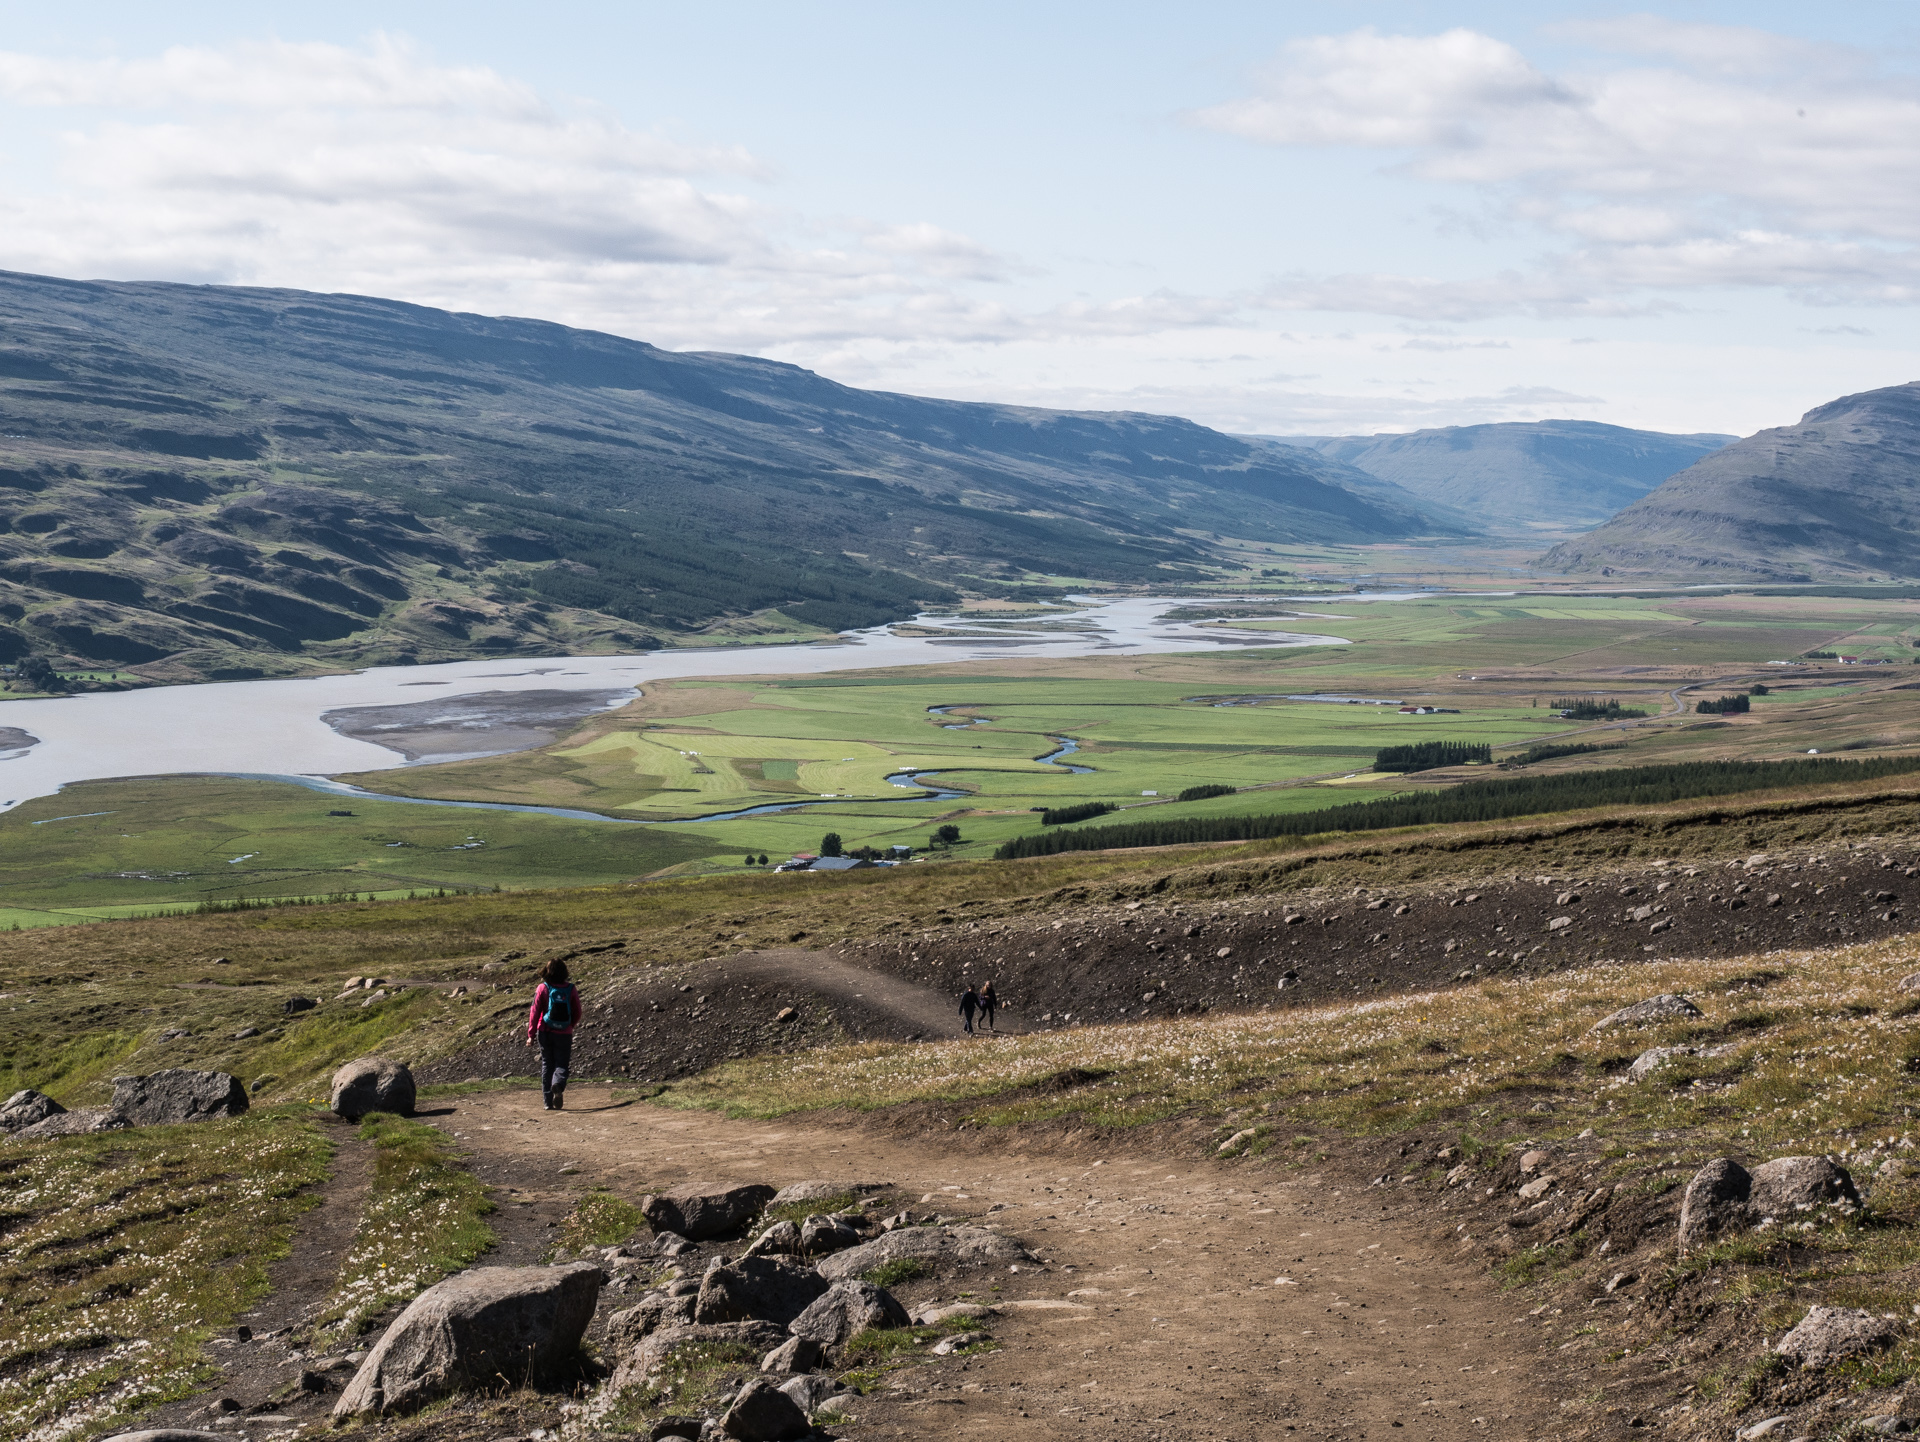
[100, 1433, 231, 1442]
[798, 1214, 862, 1256]
[329, 1058, 416, 1120]
[8, 1108, 126, 1140]
[1749, 1156, 1861, 1220]
[778, 1372, 848, 1414]
[0, 1089, 65, 1132]
[1678, 1158, 1752, 1253]
[760, 1334, 822, 1374]
[693, 1256, 830, 1327]
[1774, 1306, 1899, 1369]
[642, 1182, 776, 1241]
[744, 1219, 803, 1257]
[332, 1263, 603, 1419]
[1590, 994, 1703, 1031]
[787, 1279, 910, 1349]
[1627, 1046, 1716, 1082]
[112, 1070, 249, 1126]
[1899, 973, 1920, 994]
[931, 1330, 990, 1355]
[649, 1420, 702, 1442]
[604, 1290, 697, 1351]
[720, 1377, 811, 1442]
[814, 1224, 1032, 1282]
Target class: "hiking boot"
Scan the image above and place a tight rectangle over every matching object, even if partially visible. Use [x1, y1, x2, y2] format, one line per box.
[553, 1092, 565, 1109]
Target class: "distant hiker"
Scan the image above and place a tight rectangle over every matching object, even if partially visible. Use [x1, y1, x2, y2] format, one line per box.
[526, 958, 582, 1110]
[959, 983, 980, 1036]
[979, 979, 998, 1032]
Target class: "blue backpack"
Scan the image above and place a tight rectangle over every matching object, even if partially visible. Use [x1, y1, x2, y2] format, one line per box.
[542, 983, 576, 1031]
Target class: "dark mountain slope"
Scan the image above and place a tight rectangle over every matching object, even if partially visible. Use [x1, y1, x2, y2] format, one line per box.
[1541, 383, 1920, 581]
[0, 270, 1449, 680]
[1268, 420, 1733, 531]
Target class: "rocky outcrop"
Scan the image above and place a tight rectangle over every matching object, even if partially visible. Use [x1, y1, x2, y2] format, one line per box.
[1591, 994, 1703, 1030]
[9, 1108, 126, 1140]
[787, 1280, 909, 1349]
[799, 1214, 863, 1256]
[744, 1220, 802, 1257]
[605, 1291, 696, 1352]
[332, 1263, 603, 1419]
[1775, 1306, 1898, 1369]
[642, 1182, 775, 1241]
[777, 1372, 847, 1416]
[815, 1224, 1031, 1281]
[330, 1058, 416, 1119]
[0, 1089, 65, 1131]
[760, 1335, 822, 1374]
[111, 1070, 248, 1125]
[693, 1256, 830, 1327]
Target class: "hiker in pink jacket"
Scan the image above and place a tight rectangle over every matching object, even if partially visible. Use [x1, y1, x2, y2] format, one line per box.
[525, 958, 583, 1110]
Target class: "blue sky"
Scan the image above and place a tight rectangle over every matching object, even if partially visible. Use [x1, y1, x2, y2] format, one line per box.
[3, 3, 1919, 437]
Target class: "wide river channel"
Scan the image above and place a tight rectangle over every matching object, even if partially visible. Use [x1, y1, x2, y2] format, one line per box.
[0, 597, 1349, 813]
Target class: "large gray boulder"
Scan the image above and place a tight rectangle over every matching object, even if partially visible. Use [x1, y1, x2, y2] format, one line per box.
[332, 1263, 603, 1419]
[1749, 1156, 1860, 1219]
[1775, 1306, 1898, 1368]
[720, 1378, 810, 1442]
[642, 1182, 775, 1241]
[0, 1089, 64, 1131]
[787, 1279, 909, 1349]
[1591, 994, 1703, 1031]
[330, 1058, 416, 1120]
[694, 1256, 829, 1327]
[1678, 1158, 1751, 1254]
[815, 1224, 1032, 1281]
[112, 1070, 248, 1126]
[8, 1108, 125, 1141]
[760, 1335, 822, 1374]
[609, 1321, 787, 1395]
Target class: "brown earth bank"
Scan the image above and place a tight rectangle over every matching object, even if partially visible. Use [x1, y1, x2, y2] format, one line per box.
[422, 834, 1918, 1088]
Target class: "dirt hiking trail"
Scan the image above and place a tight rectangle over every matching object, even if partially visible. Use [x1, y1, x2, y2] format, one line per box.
[437, 1087, 1558, 1441]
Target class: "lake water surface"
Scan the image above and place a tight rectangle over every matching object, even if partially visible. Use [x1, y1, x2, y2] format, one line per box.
[0, 597, 1348, 812]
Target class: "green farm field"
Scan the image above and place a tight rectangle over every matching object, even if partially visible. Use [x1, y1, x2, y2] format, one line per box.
[7, 588, 1920, 915]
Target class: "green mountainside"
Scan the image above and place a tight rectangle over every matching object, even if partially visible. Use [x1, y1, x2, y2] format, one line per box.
[1265, 420, 1734, 531]
[0, 269, 1449, 681]
[1541, 383, 1920, 581]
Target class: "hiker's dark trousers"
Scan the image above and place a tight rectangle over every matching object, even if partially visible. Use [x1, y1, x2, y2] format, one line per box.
[539, 1028, 573, 1104]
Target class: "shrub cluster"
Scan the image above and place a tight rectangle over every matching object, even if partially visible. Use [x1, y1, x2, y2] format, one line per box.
[994, 754, 1920, 860]
[1037, 801, 1118, 826]
[1175, 783, 1238, 801]
[1373, 741, 1491, 773]
[1507, 741, 1622, 766]
[1696, 694, 1751, 715]
[1550, 696, 1648, 720]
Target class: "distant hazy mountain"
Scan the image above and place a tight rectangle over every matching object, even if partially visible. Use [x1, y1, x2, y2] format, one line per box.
[0, 270, 1450, 680]
[1541, 383, 1920, 581]
[1265, 420, 1735, 531]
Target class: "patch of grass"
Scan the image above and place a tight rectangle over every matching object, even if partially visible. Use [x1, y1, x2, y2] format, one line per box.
[310, 1114, 494, 1343]
[0, 1111, 330, 1442]
[557, 1189, 648, 1253]
[760, 1193, 857, 1229]
[862, 1256, 929, 1288]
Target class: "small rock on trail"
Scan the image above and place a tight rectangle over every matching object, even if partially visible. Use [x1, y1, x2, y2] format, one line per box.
[1774, 1306, 1899, 1369]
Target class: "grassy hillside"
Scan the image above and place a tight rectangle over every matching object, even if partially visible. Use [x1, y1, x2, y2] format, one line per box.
[0, 269, 1449, 682]
[1542, 382, 1920, 580]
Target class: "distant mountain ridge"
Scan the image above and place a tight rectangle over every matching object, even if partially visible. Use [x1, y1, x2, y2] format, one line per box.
[1265, 420, 1735, 531]
[1541, 383, 1920, 581]
[0, 269, 1449, 680]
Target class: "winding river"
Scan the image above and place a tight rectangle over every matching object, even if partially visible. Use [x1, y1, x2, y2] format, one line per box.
[0, 596, 1348, 814]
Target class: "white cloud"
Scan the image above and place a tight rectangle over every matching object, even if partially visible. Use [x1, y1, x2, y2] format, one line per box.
[1191, 22, 1920, 316]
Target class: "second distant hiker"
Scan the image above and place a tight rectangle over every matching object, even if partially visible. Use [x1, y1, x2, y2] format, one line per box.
[526, 958, 583, 1110]
[959, 983, 980, 1036]
[979, 979, 998, 1032]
